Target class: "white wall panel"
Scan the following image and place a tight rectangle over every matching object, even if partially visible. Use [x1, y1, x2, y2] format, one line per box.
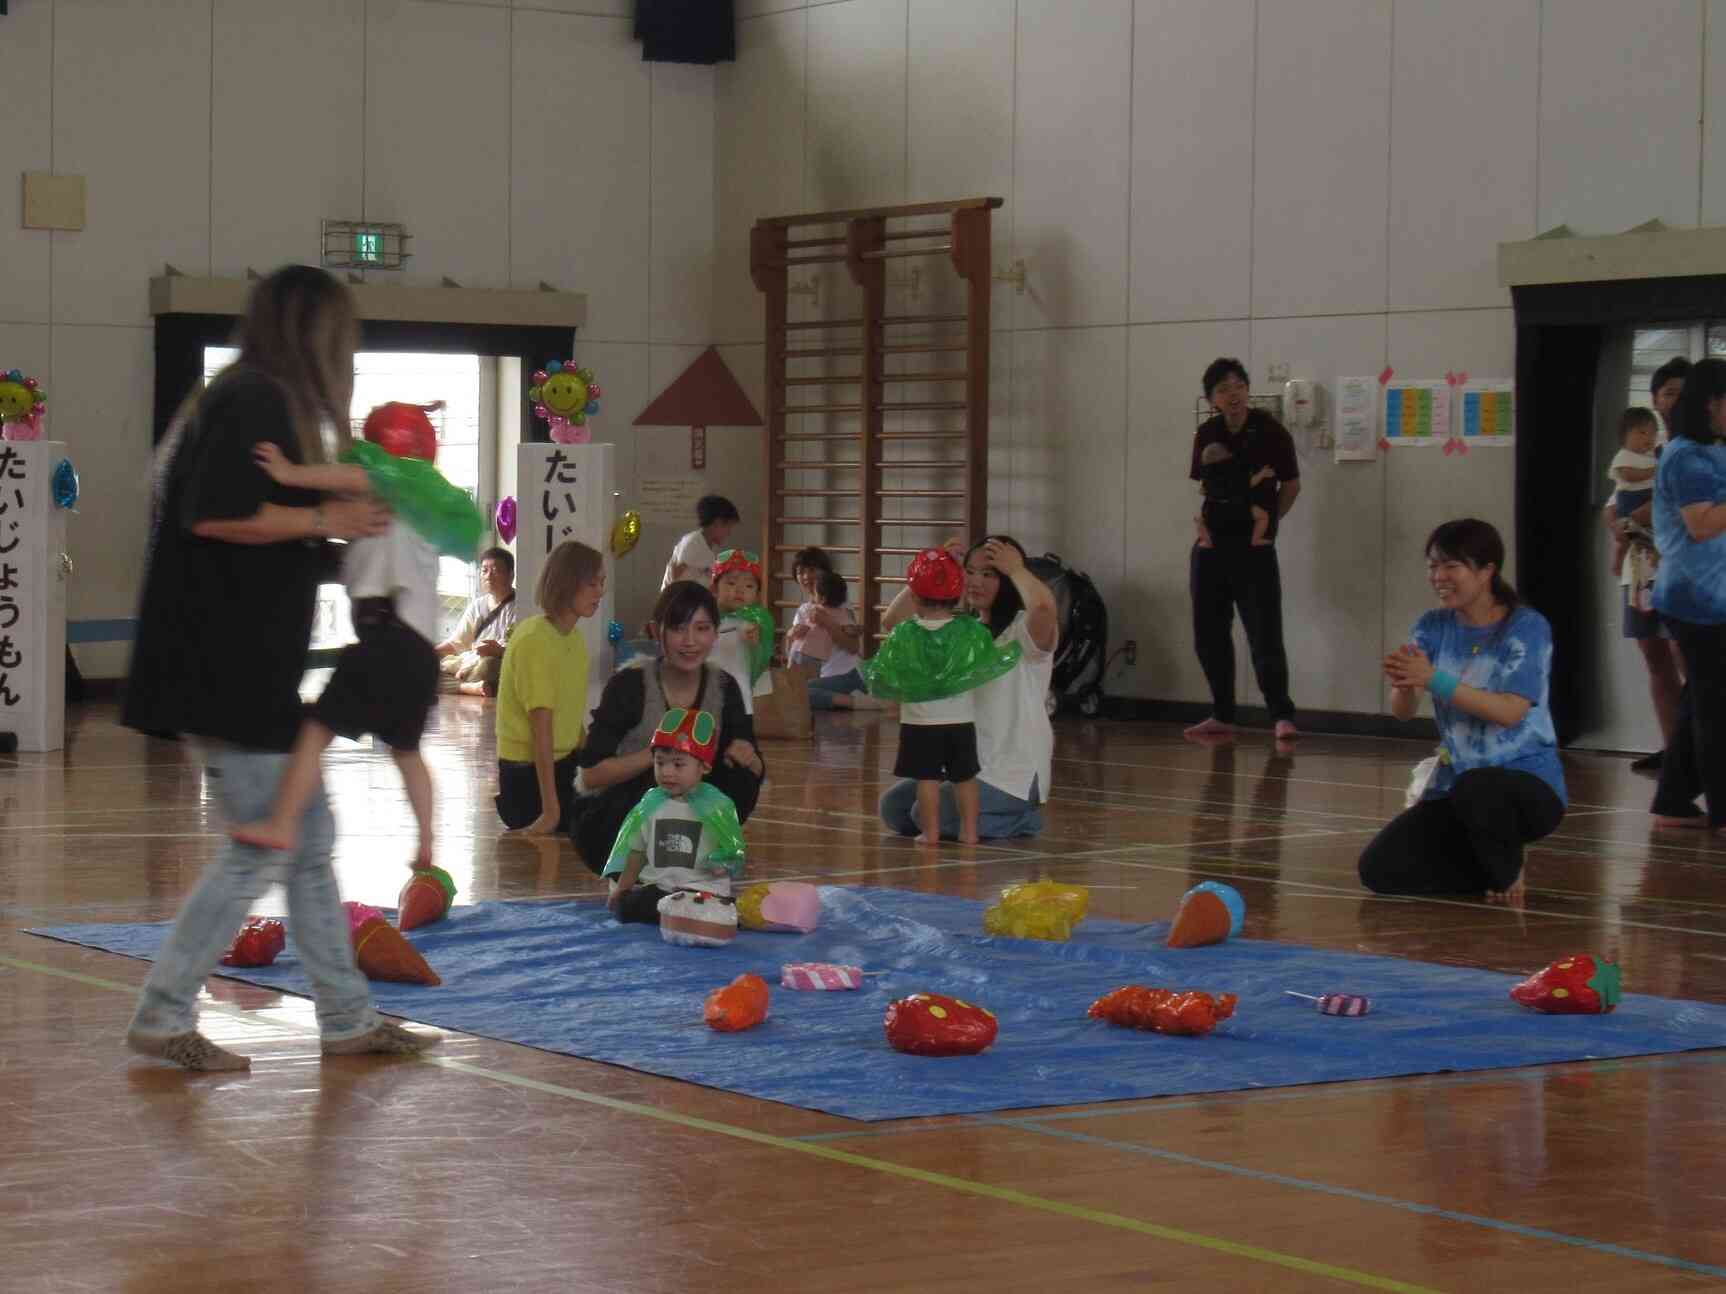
[1538, 0, 1702, 234]
[50, 0, 211, 326]
[1251, 0, 1392, 319]
[511, 11, 651, 339]
[713, 10, 807, 344]
[0, 0, 53, 324]
[366, 0, 511, 289]
[1130, 0, 1255, 324]
[1387, 0, 1538, 310]
[806, 0, 908, 212]
[213, 0, 365, 278]
[651, 62, 718, 344]
[1013, 0, 1133, 329]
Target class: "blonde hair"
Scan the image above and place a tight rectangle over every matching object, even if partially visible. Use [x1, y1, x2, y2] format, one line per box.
[537, 540, 605, 616]
[232, 265, 359, 464]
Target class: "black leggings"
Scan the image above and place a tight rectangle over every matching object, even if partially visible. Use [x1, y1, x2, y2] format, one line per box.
[1652, 619, 1726, 827]
[1358, 767, 1564, 894]
[1190, 542, 1294, 723]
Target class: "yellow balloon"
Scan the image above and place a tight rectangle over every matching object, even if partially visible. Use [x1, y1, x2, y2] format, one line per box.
[609, 509, 642, 558]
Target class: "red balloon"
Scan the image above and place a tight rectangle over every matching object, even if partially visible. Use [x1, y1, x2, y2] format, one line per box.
[884, 992, 998, 1056]
[1088, 986, 1237, 1036]
[362, 402, 439, 462]
[704, 973, 771, 1032]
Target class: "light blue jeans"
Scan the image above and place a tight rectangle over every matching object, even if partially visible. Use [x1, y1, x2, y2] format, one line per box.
[129, 747, 378, 1042]
[808, 668, 867, 710]
[878, 775, 1044, 840]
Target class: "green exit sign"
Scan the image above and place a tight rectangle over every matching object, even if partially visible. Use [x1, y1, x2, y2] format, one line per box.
[354, 231, 383, 263]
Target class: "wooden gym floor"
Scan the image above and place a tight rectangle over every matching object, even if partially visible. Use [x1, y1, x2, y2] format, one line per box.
[5, 697, 1726, 1293]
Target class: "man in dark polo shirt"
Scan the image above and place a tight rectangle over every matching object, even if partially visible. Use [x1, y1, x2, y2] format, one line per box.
[1186, 357, 1302, 743]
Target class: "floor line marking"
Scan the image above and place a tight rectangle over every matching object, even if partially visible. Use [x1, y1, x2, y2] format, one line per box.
[0, 950, 1437, 1294]
[979, 1116, 1726, 1281]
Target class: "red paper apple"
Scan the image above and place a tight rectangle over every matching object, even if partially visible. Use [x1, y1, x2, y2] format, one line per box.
[1509, 955, 1621, 1015]
[220, 917, 285, 968]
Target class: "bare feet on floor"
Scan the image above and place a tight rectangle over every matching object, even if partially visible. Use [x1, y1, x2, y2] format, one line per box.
[230, 821, 294, 851]
[1274, 719, 1300, 740]
[1652, 814, 1709, 829]
[126, 1029, 251, 1072]
[1184, 717, 1235, 742]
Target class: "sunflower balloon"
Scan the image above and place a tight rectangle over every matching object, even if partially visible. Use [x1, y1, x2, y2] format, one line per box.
[0, 368, 46, 441]
[528, 360, 602, 444]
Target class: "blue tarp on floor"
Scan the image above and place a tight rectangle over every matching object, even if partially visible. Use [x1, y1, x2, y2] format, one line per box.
[29, 887, 1726, 1121]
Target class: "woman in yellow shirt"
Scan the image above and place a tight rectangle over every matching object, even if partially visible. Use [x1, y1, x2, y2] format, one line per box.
[495, 541, 606, 835]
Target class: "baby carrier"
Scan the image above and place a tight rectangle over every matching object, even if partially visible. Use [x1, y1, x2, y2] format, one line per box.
[1025, 553, 1110, 717]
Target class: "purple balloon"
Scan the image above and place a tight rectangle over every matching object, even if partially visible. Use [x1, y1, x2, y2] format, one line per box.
[494, 495, 517, 543]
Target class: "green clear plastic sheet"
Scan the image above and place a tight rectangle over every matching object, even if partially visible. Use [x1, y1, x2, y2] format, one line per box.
[724, 605, 777, 683]
[601, 783, 747, 880]
[861, 616, 1022, 703]
[340, 440, 484, 558]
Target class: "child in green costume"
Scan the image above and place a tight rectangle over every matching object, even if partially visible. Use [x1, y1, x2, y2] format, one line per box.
[604, 708, 747, 924]
[863, 549, 1021, 845]
[708, 548, 776, 716]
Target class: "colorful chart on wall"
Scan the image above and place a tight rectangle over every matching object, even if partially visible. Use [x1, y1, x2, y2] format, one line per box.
[1458, 381, 1515, 446]
[1381, 380, 1450, 446]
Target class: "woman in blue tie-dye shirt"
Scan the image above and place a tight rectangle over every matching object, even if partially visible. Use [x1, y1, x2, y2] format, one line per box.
[1649, 357, 1726, 832]
[1358, 519, 1566, 905]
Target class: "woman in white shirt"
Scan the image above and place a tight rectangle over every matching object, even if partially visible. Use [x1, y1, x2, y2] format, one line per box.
[878, 536, 1058, 839]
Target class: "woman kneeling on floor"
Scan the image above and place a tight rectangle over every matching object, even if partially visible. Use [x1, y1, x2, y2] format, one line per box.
[1358, 518, 1566, 906]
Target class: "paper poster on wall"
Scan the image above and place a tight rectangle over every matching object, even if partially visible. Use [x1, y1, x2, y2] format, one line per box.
[1382, 381, 1450, 446]
[1334, 376, 1379, 461]
[638, 476, 708, 525]
[1457, 381, 1515, 446]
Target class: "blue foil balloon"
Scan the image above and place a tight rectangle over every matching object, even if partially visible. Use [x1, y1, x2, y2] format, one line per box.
[607, 619, 624, 643]
[584, 399, 601, 416]
[51, 458, 79, 510]
[545, 360, 563, 374]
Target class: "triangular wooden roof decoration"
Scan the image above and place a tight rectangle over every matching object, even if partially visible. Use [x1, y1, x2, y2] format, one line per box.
[634, 346, 763, 428]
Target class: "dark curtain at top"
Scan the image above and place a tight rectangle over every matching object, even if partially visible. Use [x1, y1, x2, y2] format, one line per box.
[1512, 272, 1726, 743]
[152, 312, 576, 446]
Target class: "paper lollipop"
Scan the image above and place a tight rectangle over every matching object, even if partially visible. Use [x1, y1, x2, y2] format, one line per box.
[860, 616, 1022, 704]
[495, 495, 517, 543]
[220, 917, 286, 968]
[884, 993, 998, 1056]
[781, 963, 863, 991]
[610, 509, 641, 557]
[339, 440, 483, 557]
[704, 973, 770, 1032]
[397, 865, 457, 932]
[0, 368, 46, 441]
[1088, 986, 1237, 1036]
[1286, 991, 1371, 1017]
[528, 360, 600, 443]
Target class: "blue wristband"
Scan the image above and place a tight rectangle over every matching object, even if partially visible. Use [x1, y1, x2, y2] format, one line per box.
[1428, 670, 1460, 702]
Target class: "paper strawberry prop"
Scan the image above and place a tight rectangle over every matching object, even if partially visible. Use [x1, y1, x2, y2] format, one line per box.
[1088, 986, 1238, 1036]
[220, 917, 286, 968]
[704, 973, 771, 1032]
[883, 992, 998, 1056]
[1509, 955, 1621, 1015]
[397, 865, 457, 932]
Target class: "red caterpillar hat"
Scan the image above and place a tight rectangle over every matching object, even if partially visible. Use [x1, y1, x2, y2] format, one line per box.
[906, 547, 963, 601]
[710, 547, 763, 587]
[651, 707, 719, 767]
[362, 401, 443, 462]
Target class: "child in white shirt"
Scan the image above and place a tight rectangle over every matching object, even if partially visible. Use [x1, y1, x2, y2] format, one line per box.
[1607, 407, 1659, 578]
[661, 494, 739, 590]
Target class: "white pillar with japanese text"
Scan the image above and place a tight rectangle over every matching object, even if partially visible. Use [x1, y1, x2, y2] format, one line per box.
[0, 441, 69, 751]
[515, 441, 615, 684]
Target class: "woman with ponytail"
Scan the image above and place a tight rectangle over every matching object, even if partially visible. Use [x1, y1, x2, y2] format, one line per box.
[1358, 519, 1565, 904]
